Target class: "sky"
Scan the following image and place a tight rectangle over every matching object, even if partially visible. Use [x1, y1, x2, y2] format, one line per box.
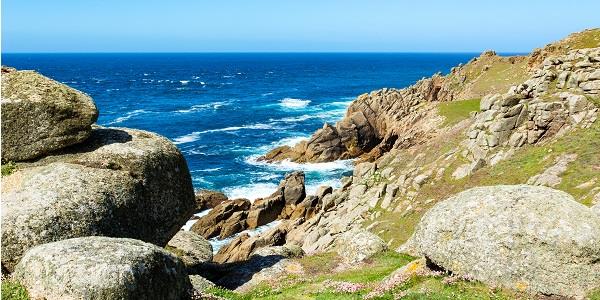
[2, 0, 599, 53]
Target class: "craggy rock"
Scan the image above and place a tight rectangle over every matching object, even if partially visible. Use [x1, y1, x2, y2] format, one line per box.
[191, 198, 251, 239]
[214, 223, 290, 263]
[260, 86, 443, 163]
[1, 66, 98, 161]
[13, 237, 191, 300]
[1, 127, 195, 272]
[167, 230, 213, 267]
[458, 48, 599, 175]
[246, 195, 285, 229]
[195, 189, 228, 211]
[400, 185, 600, 298]
[335, 228, 387, 264]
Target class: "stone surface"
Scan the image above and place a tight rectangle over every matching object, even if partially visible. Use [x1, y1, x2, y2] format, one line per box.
[335, 228, 387, 264]
[13, 237, 191, 300]
[189, 275, 215, 292]
[167, 230, 213, 267]
[191, 198, 251, 239]
[400, 185, 600, 297]
[195, 189, 228, 211]
[1, 67, 99, 161]
[1, 127, 195, 272]
[527, 153, 577, 187]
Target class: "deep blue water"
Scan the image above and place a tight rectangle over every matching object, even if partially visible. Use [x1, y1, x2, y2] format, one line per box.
[2, 53, 479, 199]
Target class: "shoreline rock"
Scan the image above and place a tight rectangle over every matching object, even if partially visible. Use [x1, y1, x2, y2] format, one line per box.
[1, 127, 196, 271]
[1, 66, 98, 162]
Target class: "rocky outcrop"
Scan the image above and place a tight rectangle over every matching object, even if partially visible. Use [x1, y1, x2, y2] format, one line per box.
[1, 127, 196, 271]
[167, 230, 213, 267]
[260, 86, 444, 163]
[527, 153, 577, 187]
[195, 189, 228, 211]
[13, 237, 191, 300]
[213, 223, 289, 263]
[190, 171, 311, 241]
[400, 185, 600, 298]
[456, 48, 599, 178]
[1, 66, 98, 162]
[190, 198, 251, 239]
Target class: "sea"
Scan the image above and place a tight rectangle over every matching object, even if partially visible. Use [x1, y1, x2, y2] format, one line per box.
[3, 53, 483, 245]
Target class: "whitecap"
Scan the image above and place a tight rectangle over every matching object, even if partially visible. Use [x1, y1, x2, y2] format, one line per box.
[180, 80, 190, 85]
[173, 123, 280, 144]
[279, 98, 311, 109]
[105, 109, 148, 125]
[246, 155, 354, 173]
[223, 182, 279, 202]
[175, 102, 227, 114]
[196, 167, 222, 172]
[262, 92, 274, 96]
[222, 75, 234, 78]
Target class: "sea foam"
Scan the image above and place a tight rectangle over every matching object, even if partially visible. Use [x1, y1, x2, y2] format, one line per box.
[279, 98, 311, 109]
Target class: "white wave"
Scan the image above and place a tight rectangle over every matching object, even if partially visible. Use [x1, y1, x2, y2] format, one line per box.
[181, 209, 213, 231]
[279, 98, 311, 109]
[246, 155, 354, 173]
[209, 220, 282, 253]
[175, 101, 227, 114]
[173, 123, 278, 144]
[105, 109, 148, 125]
[223, 182, 279, 202]
[200, 81, 206, 85]
[222, 75, 234, 78]
[196, 167, 222, 172]
[192, 76, 201, 79]
[180, 80, 190, 85]
[262, 92, 274, 96]
[143, 73, 149, 76]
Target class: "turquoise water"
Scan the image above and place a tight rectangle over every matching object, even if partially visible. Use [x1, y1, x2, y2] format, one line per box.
[2, 53, 479, 199]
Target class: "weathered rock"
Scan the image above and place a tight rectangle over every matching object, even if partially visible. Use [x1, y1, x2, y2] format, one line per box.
[527, 153, 577, 187]
[189, 275, 215, 292]
[1, 67, 99, 161]
[220, 211, 248, 239]
[400, 185, 600, 297]
[167, 230, 213, 267]
[281, 171, 306, 206]
[195, 189, 228, 211]
[247, 195, 285, 229]
[335, 228, 387, 264]
[13, 237, 191, 300]
[1, 127, 195, 272]
[215, 245, 305, 291]
[191, 198, 251, 239]
[214, 224, 288, 263]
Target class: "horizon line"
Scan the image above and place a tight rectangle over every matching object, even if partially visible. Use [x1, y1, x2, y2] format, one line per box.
[1, 50, 530, 55]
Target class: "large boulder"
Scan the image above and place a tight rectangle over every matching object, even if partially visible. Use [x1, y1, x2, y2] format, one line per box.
[1, 127, 195, 271]
[167, 230, 213, 267]
[400, 185, 600, 298]
[13, 237, 191, 300]
[1, 66, 98, 161]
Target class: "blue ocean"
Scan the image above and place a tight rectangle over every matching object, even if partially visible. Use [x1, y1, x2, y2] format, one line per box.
[2, 53, 478, 200]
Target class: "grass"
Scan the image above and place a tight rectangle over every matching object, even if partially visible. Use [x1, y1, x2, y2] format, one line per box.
[437, 99, 481, 127]
[204, 251, 522, 300]
[1, 280, 29, 300]
[1, 162, 17, 176]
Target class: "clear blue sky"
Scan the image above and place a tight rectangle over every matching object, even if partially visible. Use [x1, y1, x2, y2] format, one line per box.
[2, 0, 599, 53]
